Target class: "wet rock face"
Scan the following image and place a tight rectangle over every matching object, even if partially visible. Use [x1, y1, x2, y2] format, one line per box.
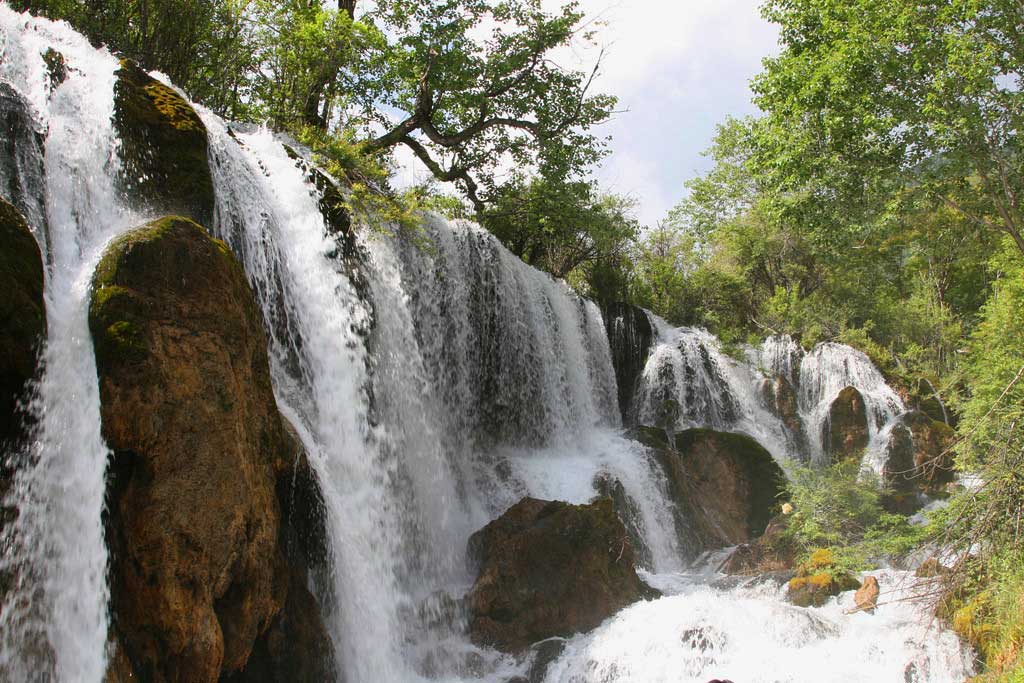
[762, 374, 809, 461]
[112, 61, 214, 227]
[904, 410, 955, 494]
[602, 301, 655, 424]
[0, 198, 45, 453]
[718, 514, 798, 576]
[824, 386, 869, 461]
[635, 426, 787, 551]
[0, 84, 48, 253]
[90, 216, 292, 681]
[466, 497, 655, 653]
[883, 410, 955, 502]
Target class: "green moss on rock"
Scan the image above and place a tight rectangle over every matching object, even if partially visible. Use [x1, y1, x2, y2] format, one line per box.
[786, 549, 861, 607]
[112, 61, 214, 227]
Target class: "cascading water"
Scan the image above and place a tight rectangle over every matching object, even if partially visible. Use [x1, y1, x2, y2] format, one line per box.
[0, 8, 139, 680]
[634, 324, 794, 461]
[796, 342, 905, 467]
[0, 8, 972, 683]
[637, 325, 906, 469]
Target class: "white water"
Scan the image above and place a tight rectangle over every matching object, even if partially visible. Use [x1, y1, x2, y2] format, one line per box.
[0, 8, 139, 680]
[0, 8, 970, 683]
[548, 569, 972, 683]
[636, 325, 906, 470]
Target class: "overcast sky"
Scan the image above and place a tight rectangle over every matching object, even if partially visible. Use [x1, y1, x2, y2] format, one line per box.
[394, 0, 779, 228]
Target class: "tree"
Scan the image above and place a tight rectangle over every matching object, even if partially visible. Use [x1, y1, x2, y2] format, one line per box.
[754, 0, 1024, 258]
[483, 177, 639, 290]
[352, 0, 616, 215]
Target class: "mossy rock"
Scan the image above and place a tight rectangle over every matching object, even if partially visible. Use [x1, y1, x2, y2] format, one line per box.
[905, 410, 956, 494]
[786, 550, 861, 608]
[89, 216, 312, 681]
[113, 60, 214, 227]
[0, 197, 45, 449]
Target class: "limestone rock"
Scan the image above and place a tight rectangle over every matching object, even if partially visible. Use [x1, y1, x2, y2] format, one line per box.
[904, 410, 955, 494]
[762, 374, 809, 461]
[719, 515, 798, 575]
[112, 61, 214, 227]
[466, 497, 655, 653]
[91, 216, 290, 681]
[824, 386, 869, 461]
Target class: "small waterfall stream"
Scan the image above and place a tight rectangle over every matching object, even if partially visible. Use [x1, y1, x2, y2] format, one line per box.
[0, 8, 972, 683]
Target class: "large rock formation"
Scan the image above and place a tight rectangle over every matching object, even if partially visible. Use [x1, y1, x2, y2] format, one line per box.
[824, 386, 869, 461]
[634, 426, 787, 550]
[718, 514, 798, 576]
[0, 197, 45, 453]
[466, 497, 654, 653]
[602, 301, 655, 424]
[112, 61, 214, 227]
[90, 216, 330, 681]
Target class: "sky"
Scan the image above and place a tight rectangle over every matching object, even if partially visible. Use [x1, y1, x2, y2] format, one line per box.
[394, 0, 780, 228]
[563, 0, 779, 226]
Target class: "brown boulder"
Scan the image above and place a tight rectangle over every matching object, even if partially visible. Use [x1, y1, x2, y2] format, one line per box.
[881, 410, 955, 503]
[466, 497, 655, 653]
[905, 411, 955, 494]
[854, 575, 880, 613]
[90, 216, 291, 681]
[824, 386, 869, 461]
[719, 514, 798, 575]
[634, 426, 787, 550]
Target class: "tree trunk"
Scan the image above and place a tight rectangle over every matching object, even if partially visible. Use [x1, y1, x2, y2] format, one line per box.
[340, 0, 355, 19]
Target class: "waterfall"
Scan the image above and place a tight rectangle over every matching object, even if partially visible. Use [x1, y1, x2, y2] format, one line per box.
[0, 8, 971, 683]
[634, 325, 794, 462]
[636, 326, 905, 469]
[0, 8, 139, 680]
[796, 342, 905, 468]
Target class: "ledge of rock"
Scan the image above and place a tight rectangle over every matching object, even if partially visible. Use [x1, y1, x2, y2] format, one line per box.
[762, 374, 809, 461]
[633, 426, 787, 550]
[113, 61, 214, 227]
[466, 497, 656, 653]
[90, 216, 330, 681]
[824, 386, 869, 461]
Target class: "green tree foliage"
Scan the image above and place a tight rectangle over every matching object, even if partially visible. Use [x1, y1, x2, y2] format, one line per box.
[784, 461, 925, 571]
[483, 177, 639, 299]
[754, 0, 1024, 259]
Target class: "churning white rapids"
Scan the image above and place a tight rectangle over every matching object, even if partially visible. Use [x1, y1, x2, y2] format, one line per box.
[0, 7, 974, 683]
